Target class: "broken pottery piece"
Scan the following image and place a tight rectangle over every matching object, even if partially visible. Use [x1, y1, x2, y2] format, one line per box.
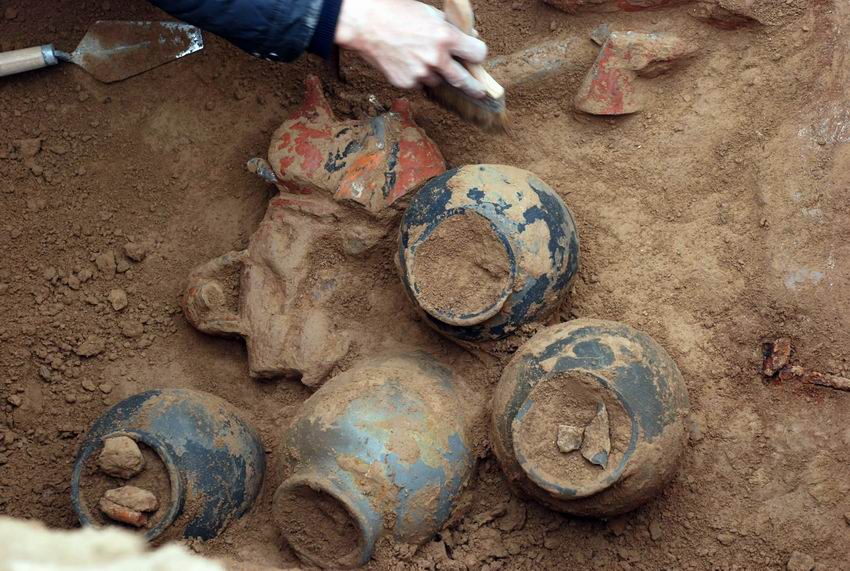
[184, 76, 447, 387]
[575, 30, 698, 115]
[581, 402, 611, 468]
[544, 0, 767, 29]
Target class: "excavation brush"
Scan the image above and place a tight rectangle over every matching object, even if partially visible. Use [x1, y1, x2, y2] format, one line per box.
[0, 20, 204, 82]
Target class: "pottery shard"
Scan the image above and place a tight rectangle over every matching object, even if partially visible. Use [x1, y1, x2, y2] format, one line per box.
[557, 424, 584, 454]
[98, 436, 145, 478]
[575, 31, 698, 115]
[763, 337, 791, 376]
[581, 402, 611, 468]
[99, 498, 149, 527]
[104, 485, 159, 512]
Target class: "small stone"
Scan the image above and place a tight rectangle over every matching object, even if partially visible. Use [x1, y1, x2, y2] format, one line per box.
[13, 138, 40, 157]
[116, 257, 130, 273]
[29, 164, 44, 177]
[98, 382, 113, 394]
[98, 436, 144, 478]
[108, 288, 128, 311]
[81, 378, 97, 392]
[557, 424, 584, 453]
[95, 251, 116, 277]
[581, 402, 611, 467]
[7, 395, 22, 407]
[120, 320, 144, 339]
[716, 533, 735, 546]
[4, 7, 18, 20]
[763, 337, 792, 376]
[76, 335, 105, 357]
[123, 242, 148, 262]
[67, 274, 81, 290]
[78, 268, 93, 283]
[786, 551, 815, 571]
[43, 267, 57, 281]
[65, 393, 77, 404]
[103, 485, 158, 512]
[649, 520, 662, 541]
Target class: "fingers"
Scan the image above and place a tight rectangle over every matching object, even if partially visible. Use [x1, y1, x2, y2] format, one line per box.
[437, 59, 486, 98]
[446, 26, 487, 64]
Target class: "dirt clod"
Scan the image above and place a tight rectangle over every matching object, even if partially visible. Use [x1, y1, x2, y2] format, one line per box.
[556, 424, 583, 453]
[97, 436, 145, 479]
[123, 242, 148, 262]
[108, 289, 128, 311]
[76, 336, 105, 358]
[787, 551, 815, 571]
[95, 251, 116, 277]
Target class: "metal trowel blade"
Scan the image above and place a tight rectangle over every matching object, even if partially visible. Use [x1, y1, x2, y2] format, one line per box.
[70, 21, 203, 83]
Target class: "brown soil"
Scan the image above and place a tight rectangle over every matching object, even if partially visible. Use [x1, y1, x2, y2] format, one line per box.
[2, 0, 849, 570]
[410, 211, 512, 322]
[79, 441, 171, 531]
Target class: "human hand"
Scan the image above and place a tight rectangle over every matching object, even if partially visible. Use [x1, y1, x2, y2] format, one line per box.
[335, 0, 488, 98]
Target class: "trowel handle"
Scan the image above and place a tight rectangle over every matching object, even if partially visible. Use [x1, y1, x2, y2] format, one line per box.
[0, 44, 60, 78]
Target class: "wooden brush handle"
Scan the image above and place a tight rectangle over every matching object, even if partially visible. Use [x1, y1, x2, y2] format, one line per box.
[444, 0, 505, 99]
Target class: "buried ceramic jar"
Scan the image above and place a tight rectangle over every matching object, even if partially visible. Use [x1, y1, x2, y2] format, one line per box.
[397, 164, 580, 342]
[71, 389, 266, 541]
[273, 352, 480, 568]
[491, 318, 689, 517]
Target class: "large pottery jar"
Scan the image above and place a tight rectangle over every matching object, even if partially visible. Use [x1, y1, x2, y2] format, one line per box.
[273, 352, 479, 568]
[397, 164, 579, 342]
[491, 319, 689, 517]
[71, 389, 266, 541]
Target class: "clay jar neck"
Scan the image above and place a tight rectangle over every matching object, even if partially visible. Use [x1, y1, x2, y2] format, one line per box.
[511, 371, 639, 500]
[70, 430, 185, 541]
[273, 473, 379, 569]
[407, 210, 516, 327]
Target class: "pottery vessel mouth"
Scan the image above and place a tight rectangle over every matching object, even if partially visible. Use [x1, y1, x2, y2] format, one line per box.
[511, 371, 639, 500]
[407, 210, 516, 327]
[274, 474, 377, 569]
[70, 429, 185, 542]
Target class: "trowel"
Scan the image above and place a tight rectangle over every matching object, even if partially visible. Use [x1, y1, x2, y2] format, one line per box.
[0, 20, 203, 83]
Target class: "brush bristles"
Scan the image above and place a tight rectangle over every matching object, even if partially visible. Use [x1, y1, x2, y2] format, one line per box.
[426, 83, 509, 134]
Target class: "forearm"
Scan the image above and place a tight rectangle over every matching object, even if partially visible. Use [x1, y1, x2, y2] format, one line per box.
[149, 0, 342, 61]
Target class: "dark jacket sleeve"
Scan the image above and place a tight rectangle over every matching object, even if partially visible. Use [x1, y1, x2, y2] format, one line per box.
[149, 0, 342, 61]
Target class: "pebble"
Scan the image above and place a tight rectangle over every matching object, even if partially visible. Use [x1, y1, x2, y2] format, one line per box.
[108, 288, 128, 311]
[81, 378, 96, 392]
[64, 393, 77, 404]
[123, 242, 148, 262]
[98, 435, 144, 478]
[99, 381, 114, 394]
[95, 250, 116, 277]
[7, 395, 22, 407]
[716, 533, 735, 546]
[787, 551, 815, 571]
[607, 517, 627, 537]
[78, 268, 93, 283]
[67, 275, 81, 290]
[76, 335, 105, 357]
[116, 257, 130, 273]
[43, 267, 57, 281]
[4, 6, 18, 20]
